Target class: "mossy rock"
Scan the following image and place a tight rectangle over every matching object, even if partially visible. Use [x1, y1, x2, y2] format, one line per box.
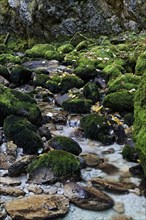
[25, 44, 55, 58]
[80, 113, 114, 145]
[45, 50, 64, 61]
[0, 64, 10, 81]
[135, 51, 146, 76]
[48, 136, 82, 156]
[122, 144, 137, 162]
[0, 44, 11, 54]
[10, 64, 32, 85]
[4, 115, 43, 155]
[60, 74, 84, 92]
[70, 32, 88, 47]
[83, 82, 100, 103]
[108, 73, 141, 93]
[76, 41, 88, 51]
[62, 97, 92, 114]
[0, 84, 41, 125]
[57, 44, 74, 53]
[64, 50, 79, 64]
[74, 63, 96, 81]
[134, 71, 146, 175]
[0, 54, 20, 64]
[46, 75, 61, 93]
[103, 63, 124, 81]
[124, 112, 134, 126]
[103, 90, 135, 112]
[33, 73, 49, 88]
[27, 150, 80, 177]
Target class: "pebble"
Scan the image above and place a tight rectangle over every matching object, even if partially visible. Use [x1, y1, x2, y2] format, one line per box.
[113, 202, 125, 214]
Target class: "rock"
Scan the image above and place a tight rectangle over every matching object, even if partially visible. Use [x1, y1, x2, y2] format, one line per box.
[91, 178, 129, 194]
[0, 177, 21, 186]
[4, 115, 43, 155]
[27, 150, 81, 184]
[47, 136, 82, 156]
[0, 84, 41, 126]
[97, 162, 119, 175]
[25, 44, 55, 58]
[0, 64, 10, 81]
[80, 113, 115, 145]
[109, 214, 133, 220]
[114, 124, 126, 145]
[5, 195, 69, 220]
[0, 75, 9, 86]
[38, 125, 52, 140]
[83, 82, 100, 104]
[129, 164, 144, 175]
[64, 182, 114, 211]
[122, 144, 138, 162]
[27, 184, 43, 194]
[80, 153, 101, 167]
[8, 155, 36, 177]
[0, 186, 25, 197]
[113, 202, 125, 214]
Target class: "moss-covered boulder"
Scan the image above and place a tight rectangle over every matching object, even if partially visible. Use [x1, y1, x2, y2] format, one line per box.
[33, 73, 49, 88]
[64, 50, 79, 65]
[0, 64, 10, 81]
[0, 54, 20, 64]
[107, 73, 141, 93]
[76, 41, 88, 51]
[135, 51, 146, 76]
[122, 144, 137, 162]
[47, 136, 82, 156]
[46, 75, 61, 93]
[134, 71, 146, 175]
[83, 82, 100, 103]
[0, 84, 41, 125]
[103, 91, 135, 112]
[4, 115, 43, 155]
[103, 63, 124, 82]
[45, 50, 64, 61]
[27, 150, 80, 179]
[25, 44, 55, 58]
[10, 65, 32, 85]
[62, 97, 92, 114]
[57, 44, 74, 53]
[80, 113, 114, 145]
[60, 74, 84, 92]
[74, 63, 96, 81]
[70, 32, 88, 47]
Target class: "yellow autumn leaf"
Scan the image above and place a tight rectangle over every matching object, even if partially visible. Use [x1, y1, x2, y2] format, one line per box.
[111, 115, 122, 125]
[91, 103, 103, 112]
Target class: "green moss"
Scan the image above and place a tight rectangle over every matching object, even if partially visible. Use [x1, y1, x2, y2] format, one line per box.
[62, 97, 92, 114]
[80, 113, 114, 144]
[103, 63, 124, 81]
[0, 44, 11, 54]
[134, 71, 146, 175]
[46, 76, 61, 93]
[0, 84, 41, 125]
[122, 144, 137, 162]
[0, 54, 20, 64]
[60, 74, 84, 92]
[33, 73, 49, 88]
[45, 50, 64, 61]
[4, 115, 43, 155]
[103, 90, 135, 112]
[124, 113, 134, 126]
[74, 62, 96, 81]
[83, 82, 100, 103]
[27, 150, 80, 177]
[135, 51, 146, 76]
[25, 44, 55, 58]
[108, 73, 141, 93]
[76, 41, 88, 51]
[48, 136, 82, 155]
[57, 43, 74, 53]
[70, 32, 89, 47]
[64, 50, 79, 64]
[10, 65, 32, 85]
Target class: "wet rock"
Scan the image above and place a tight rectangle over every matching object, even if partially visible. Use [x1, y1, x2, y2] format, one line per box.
[38, 125, 52, 140]
[0, 207, 7, 220]
[0, 177, 21, 186]
[5, 195, 69, 220]
[64, 182, 114, 211]
[83, 82, 100, 104]
[0, 186, 25, 196]
[8, 155, 35, 177]
[122, 144, 138, 162]
[102, 148, 115, 154]
[94, 76, 107, 89]
[27, 184, 43, 194]
[97, 162, 119, 175]
[80, 153, 101, 167]
[129, 164, 144, 175]
[55, 93, 70, 106]
[47, 136, 82, 155]
[0, 75, 9, 86]
[113, 202, 125, 214]
[91, 178, 129, 194]
[114, 124, 126, 145]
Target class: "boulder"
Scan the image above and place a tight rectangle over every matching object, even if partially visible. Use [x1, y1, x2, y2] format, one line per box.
[4, 115, 43, 155]
[5, 195, 69, 220]
[64, 182, 114, 211]
[83, 82, 100, 103]
[47, 136, 82, 155]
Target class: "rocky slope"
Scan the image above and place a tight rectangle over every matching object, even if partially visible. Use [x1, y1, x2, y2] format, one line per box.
[0, 0, 146, 39]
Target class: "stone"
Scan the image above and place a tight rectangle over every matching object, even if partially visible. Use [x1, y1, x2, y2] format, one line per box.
[80, 153, 101, 167]
[64, 182, 114, 211]
[0, 177, 21, 186]
[5, 195, 69, 220]
[91, 178, 129, 194]
[0, 186, 25, 197]
[113, 202, 125, 214]
[109, 214, 133, 220]
[27, 184, 43, 194]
